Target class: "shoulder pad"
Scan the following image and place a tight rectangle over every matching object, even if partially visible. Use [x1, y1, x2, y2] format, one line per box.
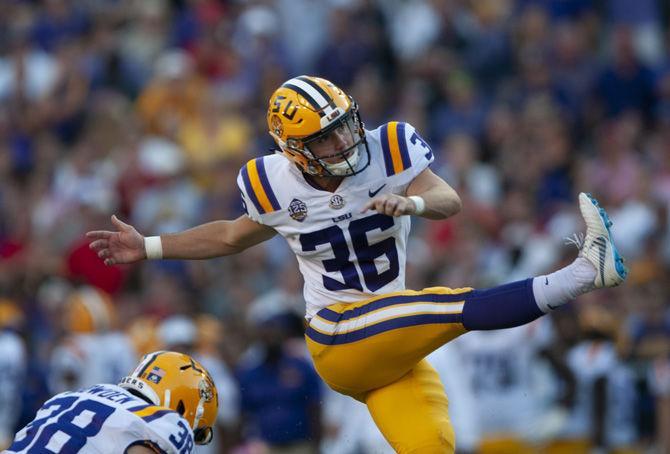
[128, 404, 194, 453]
[129, 404, 178, 424]
[378, 122, 434, 177]
[237, 156, 283, 222]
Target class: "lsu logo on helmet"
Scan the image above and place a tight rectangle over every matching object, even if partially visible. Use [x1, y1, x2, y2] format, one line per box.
[267, 76, 370, 177]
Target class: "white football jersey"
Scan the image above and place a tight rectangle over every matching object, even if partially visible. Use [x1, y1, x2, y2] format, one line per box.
[427, 343, 481, 451]
[7, 384, 195, 454]
[0, 331, 26, 447]
[237, 122, 434, 317]
[49, 332, 138, 395]
[452, 318, 554, 438]
[562, 341, 637, 447]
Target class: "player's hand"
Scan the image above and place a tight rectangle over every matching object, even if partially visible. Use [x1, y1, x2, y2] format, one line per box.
[361, 194, 418, 217]
[86, 215, 146, 265]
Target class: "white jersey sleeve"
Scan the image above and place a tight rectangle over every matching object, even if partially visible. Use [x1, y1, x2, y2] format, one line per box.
[236, 155, 283, 225]
[7, 384, 195, 454]
[124, 405, 195, 454]
[367, 121, 435, 187]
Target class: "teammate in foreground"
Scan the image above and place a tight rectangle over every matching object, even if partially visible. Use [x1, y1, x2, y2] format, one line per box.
[7, 351, 218, 454]
[87, 76, 627, 453]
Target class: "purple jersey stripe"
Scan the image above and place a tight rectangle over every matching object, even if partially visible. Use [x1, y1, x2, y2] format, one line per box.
[396, 123, 412, 170]
[255, 158, 281, 211]
[241, 165, 265, 213]
[127, 404, 150, 412]
[379, 124, 394, 176]
[141, 409, 175, 424]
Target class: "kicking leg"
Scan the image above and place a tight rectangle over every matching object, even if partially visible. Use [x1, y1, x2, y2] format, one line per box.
[305, 193, 627, 392]
[462, 192, 627, 331]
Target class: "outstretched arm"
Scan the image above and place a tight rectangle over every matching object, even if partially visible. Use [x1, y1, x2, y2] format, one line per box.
[87, 215, 276, 266]
[361, 168, 462, 219]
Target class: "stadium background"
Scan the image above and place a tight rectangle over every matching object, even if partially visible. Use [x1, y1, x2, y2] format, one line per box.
[0, 0, 669, 452]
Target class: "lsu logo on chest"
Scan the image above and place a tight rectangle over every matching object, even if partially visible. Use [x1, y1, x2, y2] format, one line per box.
[288, 194, 354, 224]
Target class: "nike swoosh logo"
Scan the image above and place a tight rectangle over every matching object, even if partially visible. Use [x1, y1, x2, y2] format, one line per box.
[594, 236, 607, 287]
[544, 276, 549, 285]
[547, 303, 559, 310]
[368, 184, 386, 198]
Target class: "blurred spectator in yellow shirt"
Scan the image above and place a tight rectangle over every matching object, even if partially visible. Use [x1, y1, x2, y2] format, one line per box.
[136, 49, 206, 139]
[178, 93, 251, 188]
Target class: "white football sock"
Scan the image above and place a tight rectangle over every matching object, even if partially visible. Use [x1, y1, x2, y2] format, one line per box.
[532, 257, 596, 313]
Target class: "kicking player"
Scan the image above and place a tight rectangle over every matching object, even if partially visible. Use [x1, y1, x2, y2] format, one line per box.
[87, 76, 627, 453]
[7, 351, 218, 454]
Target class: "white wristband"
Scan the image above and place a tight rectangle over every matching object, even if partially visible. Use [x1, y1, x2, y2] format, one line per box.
[144, 236, 163, 260]
[408, 196, 426, 216]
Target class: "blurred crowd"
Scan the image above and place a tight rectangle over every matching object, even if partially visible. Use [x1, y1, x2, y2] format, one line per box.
[1, 0, 670, 452]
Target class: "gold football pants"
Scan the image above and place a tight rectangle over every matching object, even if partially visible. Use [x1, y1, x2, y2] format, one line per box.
[305, 287, 471, 453]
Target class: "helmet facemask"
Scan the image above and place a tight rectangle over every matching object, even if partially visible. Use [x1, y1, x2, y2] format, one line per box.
[279, 104, 370, 178]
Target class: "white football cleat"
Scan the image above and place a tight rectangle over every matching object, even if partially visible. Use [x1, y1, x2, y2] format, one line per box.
[577, 192, 627, 288]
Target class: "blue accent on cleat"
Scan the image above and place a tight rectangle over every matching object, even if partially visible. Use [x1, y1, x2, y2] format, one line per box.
[585, 194, 628, 280]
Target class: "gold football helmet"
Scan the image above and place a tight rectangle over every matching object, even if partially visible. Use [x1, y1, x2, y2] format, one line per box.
[119, 351, 219, 445]
[63, 286, 116, 333]
[578, 305, 620, 339]
[267, 75, 370, 177]
[126, 315, 162, 356]
[0, 298, 23, 329]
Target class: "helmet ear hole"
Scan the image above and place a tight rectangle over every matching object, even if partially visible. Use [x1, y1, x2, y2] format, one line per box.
[176, 400, 186, 416]
[194, 427, 213, 445]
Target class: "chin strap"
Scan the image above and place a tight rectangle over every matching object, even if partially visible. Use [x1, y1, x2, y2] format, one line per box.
[321, 147, 360, 176]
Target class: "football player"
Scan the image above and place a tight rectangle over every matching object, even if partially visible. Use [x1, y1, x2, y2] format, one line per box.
[0, 299, 26, 450]
[445, 318, 558, 453]
[7, 351, 218, 453]
[48, 286, 137, 395]
[88, 76, 628, 453]
[551, 305, 637, 454]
